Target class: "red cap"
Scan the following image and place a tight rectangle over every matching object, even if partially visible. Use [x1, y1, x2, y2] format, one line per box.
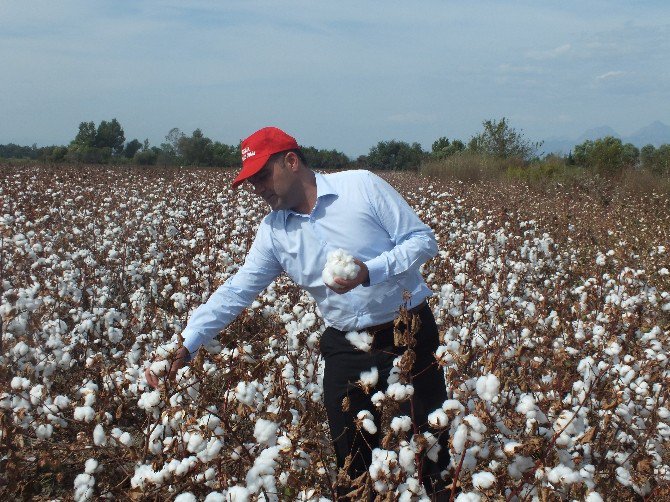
[232, 127, 299, 188]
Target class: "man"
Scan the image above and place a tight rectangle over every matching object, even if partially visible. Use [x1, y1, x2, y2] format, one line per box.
[145, 126, 450, 497]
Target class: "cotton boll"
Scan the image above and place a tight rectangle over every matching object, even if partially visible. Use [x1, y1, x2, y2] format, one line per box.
[322, 249, 360, 288]
[386, 383, 414, 401]
[149, 360, 170, 378]
[198, 413, 221, 430]
[73, 473, 95, 501]
[475, 373, 500, 402]
[472, 471, 495, 490]
[345, 331, 373, 352]
[36, 424, 53, 439]
[585, 493, 604, 502]
[398, 442, 416, 474]
[11, 376, 30, 390]
[359, 367, 379, 391]
[155, 342, 178, 358]
[186, 433, 206, 453]
[226, 486, 250, 501]
[357, 410, 377, 435]
[74, 406, 95, 422]
[428, 408, 449, 428]
[174, 493, 197, 502]
[452, 423, 468, 453]
[442, 399, 465, 414]
[547, 464, 581, 485]
[118, 432, 133, 447]
[84, 459, 99, 474]
[371, 391, 385, 408]
[204, 493, 226, 502]
[93, 424, 106, 446]
[390, 415, 412, 433]
[138, 390, 162, 411]
[254, 418, 279, 446]
[455, 492, 482, 502]
[421, 431, 441, 462]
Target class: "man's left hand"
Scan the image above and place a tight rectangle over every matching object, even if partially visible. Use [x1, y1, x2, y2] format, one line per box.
[331, 259, 369, 294]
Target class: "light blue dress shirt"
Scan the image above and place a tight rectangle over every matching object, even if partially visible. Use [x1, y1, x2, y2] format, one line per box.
[182, 169, 438, 357]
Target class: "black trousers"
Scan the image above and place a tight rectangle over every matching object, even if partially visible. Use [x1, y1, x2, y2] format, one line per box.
[320, 304, 450, 497]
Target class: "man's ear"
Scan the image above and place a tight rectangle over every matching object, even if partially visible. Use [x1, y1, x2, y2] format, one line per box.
[284, 151, 300, 172]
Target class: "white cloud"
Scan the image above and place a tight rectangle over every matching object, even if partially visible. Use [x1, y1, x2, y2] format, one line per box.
[526, 43, 571, 60]
[596, 70, 626, 81]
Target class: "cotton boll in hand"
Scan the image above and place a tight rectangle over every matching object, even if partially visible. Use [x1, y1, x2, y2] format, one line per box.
[322, 249, 360, 289]
[149, 360, 170, 378]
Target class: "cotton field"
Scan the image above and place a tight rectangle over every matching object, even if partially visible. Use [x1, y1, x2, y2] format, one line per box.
[1, 165, 669, 501]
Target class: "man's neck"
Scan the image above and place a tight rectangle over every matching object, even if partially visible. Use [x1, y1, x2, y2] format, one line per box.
[291, 170, 317, 215]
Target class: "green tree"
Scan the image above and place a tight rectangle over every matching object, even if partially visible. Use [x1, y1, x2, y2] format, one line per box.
[655, 145, 670, 176]
[73, 121, 96, 148]
[366, 140, 425, 171]
[431, 137, 465, 159]
[48, 146, 68, 162]
[94, 119, 125, 155]
[179, 129, 213, 166]
[639, 144, 670, 176]
[134, 148, 159, 166]
[123, 139, 143, 159]
[573, 136, 639, 176]
[302, 146, 351, 169]
[468, 118, 542, 162]
[211, 142, 241, 167]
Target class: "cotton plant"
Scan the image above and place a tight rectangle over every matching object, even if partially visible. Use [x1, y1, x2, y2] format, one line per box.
[1, 166, 669, 500]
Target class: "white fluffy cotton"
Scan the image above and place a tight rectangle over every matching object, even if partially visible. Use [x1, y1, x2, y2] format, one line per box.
[226, 486, 251, 501]
[254, 418, 279, 446]
[84, 459, 99, 474]
[149, 360, 170, 378]
[390, 415, 413, 433]
[472, 471, 496, 489]
[93, 424, 106, 446]
[73, 473, 95, 501]
[345, 330, 373, 352]
[475, 373, 500, 402]
[357, 410, 378, 434]
[359, 367, 379, 387]
[74, 406, 95, 422]
[322, 248, 360, 289]
[428, 408, 449, 428]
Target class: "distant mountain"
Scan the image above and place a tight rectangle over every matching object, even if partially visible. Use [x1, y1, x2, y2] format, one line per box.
[576, 126, 620, 143]
[625, 121, 670, 148]
[542, 121, 670, 155]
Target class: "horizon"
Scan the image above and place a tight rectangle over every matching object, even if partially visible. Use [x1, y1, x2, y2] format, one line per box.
[2, 1, 669, 157]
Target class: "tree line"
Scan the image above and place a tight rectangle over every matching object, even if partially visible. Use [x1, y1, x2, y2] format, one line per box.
[1, 117, 668, 176]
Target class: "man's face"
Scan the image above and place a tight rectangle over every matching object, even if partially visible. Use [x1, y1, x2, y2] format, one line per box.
[246, 153, 297, 211]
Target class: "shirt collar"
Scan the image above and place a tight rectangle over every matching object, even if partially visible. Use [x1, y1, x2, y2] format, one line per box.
[314, 171, 338, 199]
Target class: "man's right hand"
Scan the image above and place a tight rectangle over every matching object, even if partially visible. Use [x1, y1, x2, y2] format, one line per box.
[144, 345, 190, 389]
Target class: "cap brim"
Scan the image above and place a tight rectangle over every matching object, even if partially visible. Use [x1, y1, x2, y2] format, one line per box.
[232, 153, 271, 188]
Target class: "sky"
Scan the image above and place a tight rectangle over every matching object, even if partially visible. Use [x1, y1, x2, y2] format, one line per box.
[1, 1, 669, 157]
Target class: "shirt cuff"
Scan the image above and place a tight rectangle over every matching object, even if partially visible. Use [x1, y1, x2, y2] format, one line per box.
[182, 331, 203, 362]
[363, 256, 388, 287]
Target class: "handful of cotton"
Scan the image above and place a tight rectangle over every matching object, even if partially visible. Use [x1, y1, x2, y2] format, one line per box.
[322, 249, 360, 289]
